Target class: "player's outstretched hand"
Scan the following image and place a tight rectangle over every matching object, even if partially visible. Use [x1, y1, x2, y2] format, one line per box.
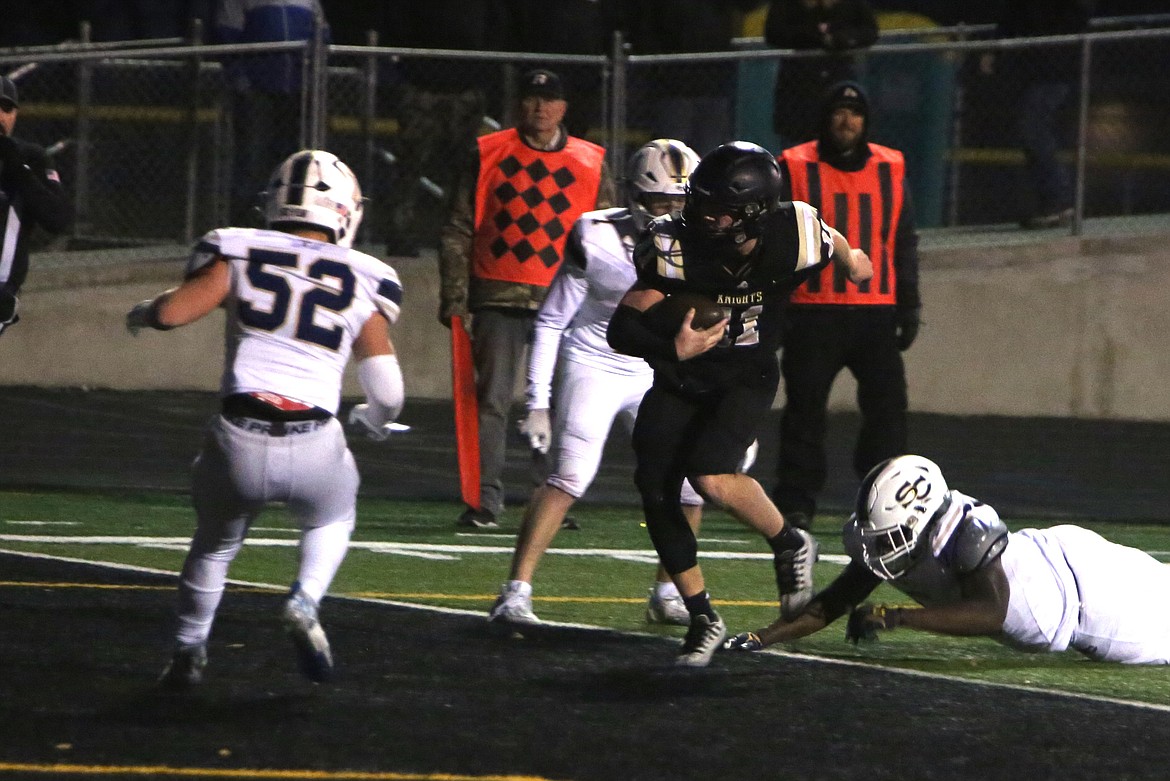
[347, 404, 408, 441]
[723, 631, 764, 652]
[125, 299, 155, 336]
[845, 603, 900, 644]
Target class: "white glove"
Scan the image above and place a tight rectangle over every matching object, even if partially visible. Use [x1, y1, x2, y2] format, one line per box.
[347, 404, 409, 441]
[125, 299, 155, 336]
[518, 408, 552, 454]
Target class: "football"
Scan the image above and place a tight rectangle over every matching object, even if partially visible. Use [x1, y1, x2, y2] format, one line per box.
[641, 292, 726, 338]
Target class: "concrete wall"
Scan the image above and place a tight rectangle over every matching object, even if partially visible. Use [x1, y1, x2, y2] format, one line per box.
[6, 232, 1170, 421]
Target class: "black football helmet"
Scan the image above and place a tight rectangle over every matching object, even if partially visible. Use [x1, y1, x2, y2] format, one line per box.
[683, 141, 784, 246]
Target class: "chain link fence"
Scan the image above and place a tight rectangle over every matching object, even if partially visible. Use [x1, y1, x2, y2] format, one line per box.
[3, 20, 1169, 251]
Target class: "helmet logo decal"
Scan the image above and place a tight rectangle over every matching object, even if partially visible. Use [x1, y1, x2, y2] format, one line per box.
[894, 476, 932, 511]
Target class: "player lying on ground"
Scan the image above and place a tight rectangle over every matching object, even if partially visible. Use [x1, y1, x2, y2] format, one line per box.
[725, 454, 1170, 664]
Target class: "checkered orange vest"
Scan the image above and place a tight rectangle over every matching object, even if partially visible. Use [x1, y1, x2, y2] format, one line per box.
[471, 128, 605, 287]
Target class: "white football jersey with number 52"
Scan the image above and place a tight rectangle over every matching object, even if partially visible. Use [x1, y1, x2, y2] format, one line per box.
[187, 227, 403, 413]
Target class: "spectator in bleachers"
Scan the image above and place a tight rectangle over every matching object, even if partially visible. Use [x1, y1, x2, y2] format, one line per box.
[621, 0, 767, 156]
[213, 0, 326, 228]
[979, 0, 1092, 229]
[378, 0, 510, 257]
[764, 0, 878, 145]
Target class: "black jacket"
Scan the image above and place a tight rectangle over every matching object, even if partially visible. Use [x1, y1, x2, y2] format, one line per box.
[0, 135, 71, 292]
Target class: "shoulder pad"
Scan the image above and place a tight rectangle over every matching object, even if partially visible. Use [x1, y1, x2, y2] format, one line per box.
[375, 275, 403, 324]
[633, 215, 686, 287]
[789, 201, 834, 272]
[942, 500, 1008, 574]
[186, 229, 229, 275]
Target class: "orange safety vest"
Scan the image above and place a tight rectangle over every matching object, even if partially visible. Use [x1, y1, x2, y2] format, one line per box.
[471, 128, 605, 287]
[782, 141, 904, 306]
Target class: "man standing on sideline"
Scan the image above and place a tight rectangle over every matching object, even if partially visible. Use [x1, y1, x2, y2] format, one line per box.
[128, 150, 406, 688]
[490, 139, 709, 628]
[439, 68, 616, 529]
[0, 75, 71, 337]
[772, 81, 920, 532]
[607, 141, 872, 666]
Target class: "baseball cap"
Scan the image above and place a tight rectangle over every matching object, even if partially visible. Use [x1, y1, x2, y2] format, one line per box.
[519, 68, 564, 101]
[824, 81, 867, 115]
[0, 76, 18, 110]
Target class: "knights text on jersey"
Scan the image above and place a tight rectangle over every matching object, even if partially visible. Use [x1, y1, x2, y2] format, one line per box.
[189, 227, 403, 413]
[633, 201, 833, 357]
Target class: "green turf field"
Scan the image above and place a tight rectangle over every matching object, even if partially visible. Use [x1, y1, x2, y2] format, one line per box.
[4, 488, 1170, 706]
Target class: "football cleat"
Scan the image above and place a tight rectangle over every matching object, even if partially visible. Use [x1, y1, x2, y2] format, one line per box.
[282, 587, 334, 683]
[775, 527, 819, 620]
[675, 612, 727, 668]
[645, 589, 690, 626]
[158, 643, 207, 691]
[488, 582, 540, 626]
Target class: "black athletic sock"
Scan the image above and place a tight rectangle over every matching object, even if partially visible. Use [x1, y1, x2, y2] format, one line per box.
[768, 524, 805, 554]
[681, 590, 717, 621]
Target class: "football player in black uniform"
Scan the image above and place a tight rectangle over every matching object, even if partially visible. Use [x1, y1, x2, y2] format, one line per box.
[607, 141, 872, 666]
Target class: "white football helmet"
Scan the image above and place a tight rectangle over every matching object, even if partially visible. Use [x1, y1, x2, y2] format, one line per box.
[626, 138, 700, 220]
[853, 455, 949, 580]
[264, 150, 364, 247]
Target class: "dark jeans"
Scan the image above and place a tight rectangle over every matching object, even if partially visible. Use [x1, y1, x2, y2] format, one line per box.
[229, 90, 302, 227]
[774, 307, 908, 518]
[1018, 81, 1074, 215]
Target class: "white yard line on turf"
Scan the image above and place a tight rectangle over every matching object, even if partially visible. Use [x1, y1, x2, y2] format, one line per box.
[0, 534, 850, 565]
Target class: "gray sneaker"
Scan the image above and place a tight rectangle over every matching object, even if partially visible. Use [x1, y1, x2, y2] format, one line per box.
[675, 613, 727, 668]
[282, 588, 333, 683]
[645, 589, 690, 626]
[158, 643, 207, 690]
[776, 527, 819, 621]
[488, 582, 540, 626]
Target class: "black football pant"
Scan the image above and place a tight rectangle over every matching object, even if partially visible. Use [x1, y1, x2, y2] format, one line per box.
[633, 372, 775, 576]
[773, 307, 907, 518]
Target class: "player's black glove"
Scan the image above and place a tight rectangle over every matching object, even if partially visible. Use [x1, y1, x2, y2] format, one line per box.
[845, 603, 902, 645]
[0, 134, 20, 167]
[895, 306, 920, 351]
[723, 632, 764, 652]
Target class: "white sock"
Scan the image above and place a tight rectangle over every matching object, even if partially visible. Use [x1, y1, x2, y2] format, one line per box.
[654, 580, 680, 599]
[506, 579, 533, 598]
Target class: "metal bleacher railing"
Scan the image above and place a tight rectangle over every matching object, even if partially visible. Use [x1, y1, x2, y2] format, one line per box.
[2, 15, 1169, 251]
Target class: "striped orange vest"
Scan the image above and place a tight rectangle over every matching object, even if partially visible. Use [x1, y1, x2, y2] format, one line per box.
[471, 128, 605, 287]
[782, 141, 905, 306]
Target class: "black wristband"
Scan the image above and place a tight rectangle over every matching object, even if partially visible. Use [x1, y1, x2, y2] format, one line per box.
[146, 297, 175, 331]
